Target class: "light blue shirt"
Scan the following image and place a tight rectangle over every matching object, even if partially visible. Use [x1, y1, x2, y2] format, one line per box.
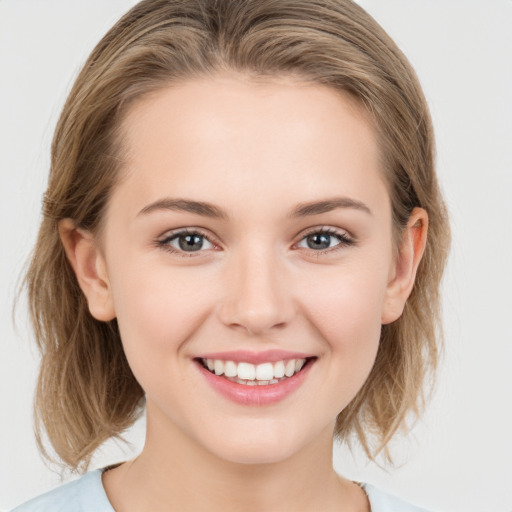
[11, 468, 431, 512]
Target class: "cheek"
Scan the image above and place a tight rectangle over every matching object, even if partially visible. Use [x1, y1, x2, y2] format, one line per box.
[304, 264, 388, 343]
[300, 264, 388, 390]
[107, 260, 216, 376]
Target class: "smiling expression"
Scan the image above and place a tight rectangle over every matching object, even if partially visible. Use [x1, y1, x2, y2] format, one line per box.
[78, 73, 408, 464]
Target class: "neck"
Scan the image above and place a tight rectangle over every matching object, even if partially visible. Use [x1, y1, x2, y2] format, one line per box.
[103, 404, 368, 512]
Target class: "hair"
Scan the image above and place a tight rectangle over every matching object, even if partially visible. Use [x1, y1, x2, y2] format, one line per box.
[24, 0, 450, 472]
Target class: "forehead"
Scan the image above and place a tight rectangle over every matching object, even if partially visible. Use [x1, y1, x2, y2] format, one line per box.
[113, 73, 388, 219]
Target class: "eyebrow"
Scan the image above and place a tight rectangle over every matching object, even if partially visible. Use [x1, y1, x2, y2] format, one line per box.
[138, 198, 229, 219]
[291, 197, 372, 217]
[137, 196, 372, 219]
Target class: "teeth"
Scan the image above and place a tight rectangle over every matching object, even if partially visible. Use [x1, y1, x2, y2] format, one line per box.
[224, 360, 238, 377]
[237, 362, 256, 380]
[201, 357, 308, 382]
[255, 362, 274, 381]
[284, 360, 295, 377]
[214, 360, 224, 376]
[273, 361, 285, 378]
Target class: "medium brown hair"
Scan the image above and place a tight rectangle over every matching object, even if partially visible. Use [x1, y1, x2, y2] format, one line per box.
[24, 0, 450, 471]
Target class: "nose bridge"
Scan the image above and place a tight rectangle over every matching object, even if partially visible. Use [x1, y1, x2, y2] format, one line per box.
[218, 240, 295, 335]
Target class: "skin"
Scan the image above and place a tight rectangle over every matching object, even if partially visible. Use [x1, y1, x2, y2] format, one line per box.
[60, 72, 428, 512]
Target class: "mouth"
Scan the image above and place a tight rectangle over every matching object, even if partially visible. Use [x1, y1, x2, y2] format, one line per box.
[195, 356, 317, 386]
[193, 353, 317, 405]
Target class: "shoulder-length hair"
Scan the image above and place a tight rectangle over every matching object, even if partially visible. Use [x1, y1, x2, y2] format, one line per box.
[25, 0, 450, 471]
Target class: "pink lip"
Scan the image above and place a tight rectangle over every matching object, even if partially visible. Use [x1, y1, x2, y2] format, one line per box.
[194, 349, 314, 364]
[194, 357, 315, 406]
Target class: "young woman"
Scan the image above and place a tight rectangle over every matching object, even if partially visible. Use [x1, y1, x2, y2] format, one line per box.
[13, 0, 450, 510]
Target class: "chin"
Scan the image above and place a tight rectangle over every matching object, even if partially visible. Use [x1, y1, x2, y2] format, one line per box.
[213, 442, 296, 466]
[198, 423, 310, 466]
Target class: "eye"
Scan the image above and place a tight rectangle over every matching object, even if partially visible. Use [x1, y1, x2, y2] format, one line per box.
[296, 227, 354, 253]
[157, 229, 215, 256]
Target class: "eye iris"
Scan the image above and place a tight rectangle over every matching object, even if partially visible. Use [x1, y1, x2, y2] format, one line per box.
[307, 233, 331, 250]
[179, 234, 203, 251]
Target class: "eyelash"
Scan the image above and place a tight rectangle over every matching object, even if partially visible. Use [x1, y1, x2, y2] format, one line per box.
[156, 227, 355, 259]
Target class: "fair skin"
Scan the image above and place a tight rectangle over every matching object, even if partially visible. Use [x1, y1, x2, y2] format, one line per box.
[60, 73, 427, 512]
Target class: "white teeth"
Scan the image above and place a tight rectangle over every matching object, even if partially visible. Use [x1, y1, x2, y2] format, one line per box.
[273, 361, 285, 378]
[214, 360, 224, 376]
[237, 362, 256, 380]
[224, 360, 238, 377]
[284, 360, 296, 377]
[256, 362, 274, 381]
[202, 357, 309, 382]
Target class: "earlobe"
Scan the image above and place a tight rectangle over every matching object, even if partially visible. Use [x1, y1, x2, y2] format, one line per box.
[58, 219, 116, 321]
[381, 207, 428, 325]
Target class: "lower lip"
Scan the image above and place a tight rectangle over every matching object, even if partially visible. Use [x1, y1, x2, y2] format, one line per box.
[195, 359, 315, 406]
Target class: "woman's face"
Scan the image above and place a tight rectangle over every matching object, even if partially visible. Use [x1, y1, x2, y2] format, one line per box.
[91, 74, 405, 464]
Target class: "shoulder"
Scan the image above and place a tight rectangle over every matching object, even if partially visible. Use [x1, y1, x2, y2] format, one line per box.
[11, 469, 114, 512]
[360, 482, 432, 512]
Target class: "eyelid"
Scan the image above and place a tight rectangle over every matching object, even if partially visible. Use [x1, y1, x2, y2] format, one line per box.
[157, 226, 216, 243]
[156, 225, 355, 258]
[156, 227, 219, 257]
[298, 225, 352, 240]
[294, 225, 355, 253]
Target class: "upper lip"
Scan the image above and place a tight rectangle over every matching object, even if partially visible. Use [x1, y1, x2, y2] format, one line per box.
[194, 349, 316, 365]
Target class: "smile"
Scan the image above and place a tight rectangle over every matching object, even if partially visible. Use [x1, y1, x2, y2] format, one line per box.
[199, 357, 311, 385]
[194, 355, 317, 406]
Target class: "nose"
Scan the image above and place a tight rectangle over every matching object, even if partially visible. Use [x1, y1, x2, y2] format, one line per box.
[217, 245, 296, 336]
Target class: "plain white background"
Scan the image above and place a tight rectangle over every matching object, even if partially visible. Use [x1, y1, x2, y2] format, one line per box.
[1, 1, 511, 511]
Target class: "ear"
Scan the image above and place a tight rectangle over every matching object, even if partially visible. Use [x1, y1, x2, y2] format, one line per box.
[58, 219, 116, 322]
[381, 207, 428, 325]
